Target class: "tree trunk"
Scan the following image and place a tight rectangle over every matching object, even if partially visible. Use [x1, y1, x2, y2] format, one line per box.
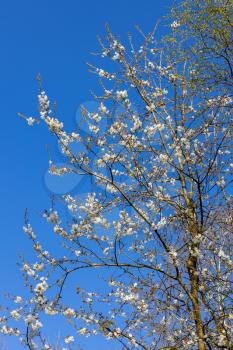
[187, 251, 206, 350]
[187, 204, 206, 350]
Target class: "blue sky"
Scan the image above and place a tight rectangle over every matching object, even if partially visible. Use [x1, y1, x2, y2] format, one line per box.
[0, 0, 172, 348]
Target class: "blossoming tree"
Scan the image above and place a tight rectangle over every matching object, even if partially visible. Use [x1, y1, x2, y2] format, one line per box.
[1, 1, 232, 349]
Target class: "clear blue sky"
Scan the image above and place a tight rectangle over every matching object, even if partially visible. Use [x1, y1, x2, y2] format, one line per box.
[0, 0, 172, 348]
